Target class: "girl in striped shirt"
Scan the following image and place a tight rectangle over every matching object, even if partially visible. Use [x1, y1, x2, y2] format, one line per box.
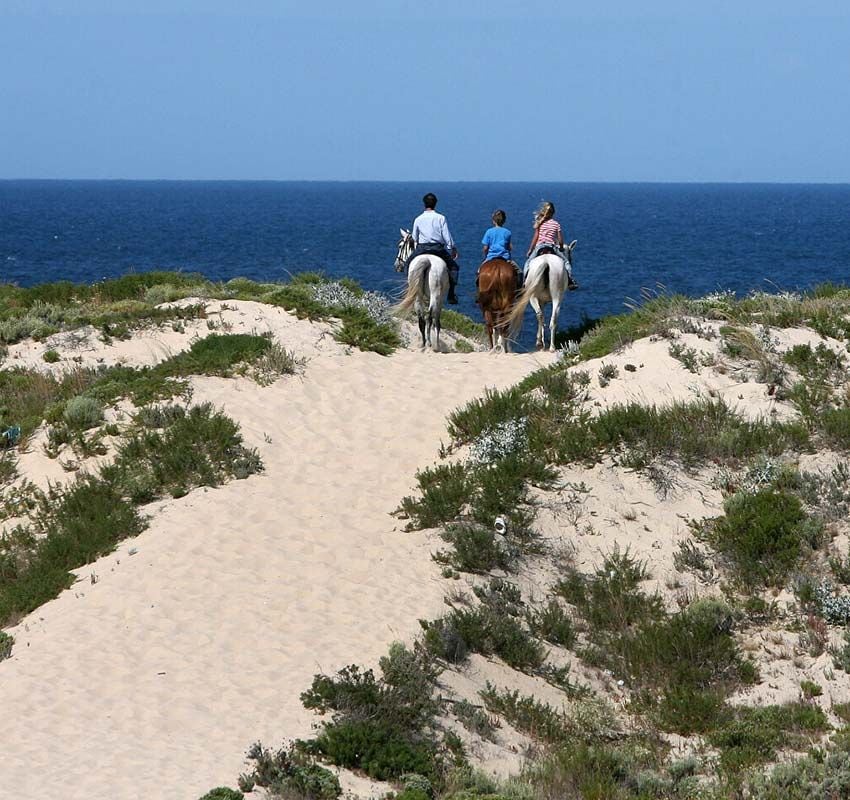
[523, 201, 577, 288]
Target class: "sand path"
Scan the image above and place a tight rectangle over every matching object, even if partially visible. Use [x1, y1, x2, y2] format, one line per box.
[0, 345, 554, 799]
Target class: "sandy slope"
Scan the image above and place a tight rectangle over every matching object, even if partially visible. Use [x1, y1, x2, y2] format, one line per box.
[0, 308, 556, 799]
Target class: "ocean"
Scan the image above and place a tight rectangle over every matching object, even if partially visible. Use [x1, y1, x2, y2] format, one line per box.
[2, 180, 849, 348]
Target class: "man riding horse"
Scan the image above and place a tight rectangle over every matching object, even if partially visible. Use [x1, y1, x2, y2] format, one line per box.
[402, 193, 460, 304]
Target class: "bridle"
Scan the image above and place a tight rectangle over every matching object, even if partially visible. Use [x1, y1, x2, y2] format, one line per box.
[395, 232, 414, 273]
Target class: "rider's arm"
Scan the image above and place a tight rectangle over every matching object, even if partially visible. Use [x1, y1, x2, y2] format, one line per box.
[557, 225, 564, 249]
[482, 230, 491, 259]
[442, 218, 457, 258]
[526, 228, 539, 257]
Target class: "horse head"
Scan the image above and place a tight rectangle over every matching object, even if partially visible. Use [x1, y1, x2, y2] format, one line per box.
[566, 239, 578, 267]
[395, 228, 414, 272]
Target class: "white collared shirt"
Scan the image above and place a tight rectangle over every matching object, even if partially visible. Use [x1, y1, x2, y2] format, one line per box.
[412, 209, 455, 251]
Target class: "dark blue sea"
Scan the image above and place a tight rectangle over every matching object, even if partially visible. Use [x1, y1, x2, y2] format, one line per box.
[2, 181, 850, 348]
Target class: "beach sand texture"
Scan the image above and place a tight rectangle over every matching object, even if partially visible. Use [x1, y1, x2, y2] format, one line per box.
[0, 305, 556, 799]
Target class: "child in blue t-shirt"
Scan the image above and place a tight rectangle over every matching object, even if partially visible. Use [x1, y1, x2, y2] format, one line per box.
[481, 209, 512, 262]
[477, 210, 519, 294]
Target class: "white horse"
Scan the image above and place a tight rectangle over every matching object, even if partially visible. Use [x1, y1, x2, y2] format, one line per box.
[394, 229, 449, 352]
[507, 240, 577, 351]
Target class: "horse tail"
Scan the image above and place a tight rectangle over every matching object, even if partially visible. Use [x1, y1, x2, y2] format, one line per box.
[396, 257, 429, 314]
[506, 261, 547, 333]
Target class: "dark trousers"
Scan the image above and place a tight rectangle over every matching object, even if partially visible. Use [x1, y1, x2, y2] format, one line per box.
[405, 244, 459, 290]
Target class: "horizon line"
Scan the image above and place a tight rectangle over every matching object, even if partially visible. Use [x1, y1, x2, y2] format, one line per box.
[2, 177, 850, 186]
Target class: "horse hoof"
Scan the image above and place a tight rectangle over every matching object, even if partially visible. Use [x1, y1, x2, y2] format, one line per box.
[536, 343, 544, 351]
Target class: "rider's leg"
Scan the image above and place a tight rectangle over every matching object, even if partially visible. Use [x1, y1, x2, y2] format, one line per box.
[447, 265, 459, 304]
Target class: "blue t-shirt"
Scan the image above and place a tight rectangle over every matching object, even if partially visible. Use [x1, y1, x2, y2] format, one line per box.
[482, 226, 512, 261]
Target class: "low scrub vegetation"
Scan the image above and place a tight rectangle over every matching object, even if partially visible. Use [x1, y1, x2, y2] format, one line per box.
[0, 403, 261, 625]
[706, 488, 823, 589]
[0, 630, 13, 661]
[421, 580, 546, 671]
[0, 333, 295, 444]
[558, 549, 756, 735]
[238, 741, 341, 799]
[1, 271, 474, 356]
[298, 642, 447, 782]
[707, 702, 830, 773]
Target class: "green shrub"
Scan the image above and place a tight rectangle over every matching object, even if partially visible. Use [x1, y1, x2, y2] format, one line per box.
[242, 742, 340, 799]
[440, 310, 485, 340]
[312, 719, 435, 781]
[709, 489, 820, 588]
[299, 643, 443, 782]
[0, 475, 145, 624]
[452, 700, 500, 742]
[422, 582, 545, 671]
[654, 687, 728, 736]
[467, 453, 554, 540]
[398, 463, 470, 530]
[334, 307, 400, 355]
[831, 629, 850, 671]
[250, 342, 303, 385]
[749, 747, 850, 800]
[197, 788, 243, 800]
[437, 524, 510, 574]
[42, 349, 60, 363]
[526, 600, 576, 648]
[0, 403, 259, 624]
[0, 630, 13, 661]
[63, 396, 103, 430]
[480, 684, 571, 744]
[103, 403, 262, 501]
[820, 407, 850, 449]
[590, 399, 809, 468]
[708, 703, 830, 773]
[556, 547, 664, 633]
[0, 452, 16, 486]
[448, 387, 532, 446]
[560, 551, 752, 734]
[396, 789, 431, 800]
[160, 333, 271, 377]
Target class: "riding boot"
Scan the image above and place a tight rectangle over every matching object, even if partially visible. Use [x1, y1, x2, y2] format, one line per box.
[448, 266, 459, 305]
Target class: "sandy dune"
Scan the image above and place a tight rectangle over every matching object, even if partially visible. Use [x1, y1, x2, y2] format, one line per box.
[0, 311, 556, 799]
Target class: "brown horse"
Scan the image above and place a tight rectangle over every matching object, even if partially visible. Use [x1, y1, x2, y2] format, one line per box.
[477, 258, 520, 352]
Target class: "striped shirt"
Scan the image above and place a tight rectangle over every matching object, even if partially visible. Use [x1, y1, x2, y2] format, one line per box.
[536, 219, 561, 246]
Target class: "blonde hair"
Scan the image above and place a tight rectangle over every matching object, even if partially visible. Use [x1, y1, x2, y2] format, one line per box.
[533, 201, 556, 229]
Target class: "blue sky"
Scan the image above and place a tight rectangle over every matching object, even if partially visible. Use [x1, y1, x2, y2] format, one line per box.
[2, 1, 849, 181]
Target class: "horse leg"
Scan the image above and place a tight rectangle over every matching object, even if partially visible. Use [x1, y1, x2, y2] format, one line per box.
[530, 296, 544, 350]
[492, 311, 504, 353]
[433, 308, 441, 352]
[549, 294, 562, 352]
[499, 313, 511, 353]
[417, 312, 427, 350]
[484, 309, 495, 350]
